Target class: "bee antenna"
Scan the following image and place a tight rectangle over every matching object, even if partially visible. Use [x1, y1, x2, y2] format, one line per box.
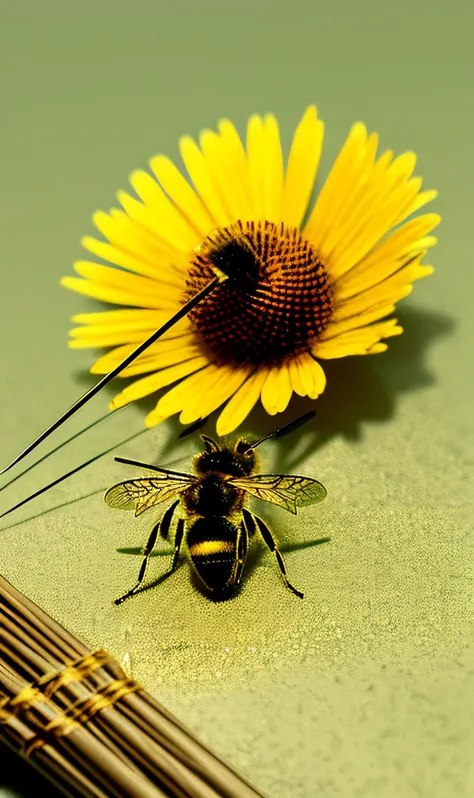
[248, 411, 316, 450]
[114, 457, 189, 477]
[200, 435, 220, 452]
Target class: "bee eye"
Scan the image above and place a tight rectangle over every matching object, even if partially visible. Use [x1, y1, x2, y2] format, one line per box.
[236, 440, 251, 453]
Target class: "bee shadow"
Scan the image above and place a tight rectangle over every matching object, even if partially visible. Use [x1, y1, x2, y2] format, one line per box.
[115, 535, 331, 604]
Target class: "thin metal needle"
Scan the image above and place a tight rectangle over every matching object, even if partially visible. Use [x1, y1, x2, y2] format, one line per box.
[0, 408, 125, 494]
[0, 275, 224, 478]
[0, 427, 152, 521]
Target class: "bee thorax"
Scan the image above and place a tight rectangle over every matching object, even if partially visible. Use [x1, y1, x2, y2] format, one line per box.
[182, 474, 243, 516]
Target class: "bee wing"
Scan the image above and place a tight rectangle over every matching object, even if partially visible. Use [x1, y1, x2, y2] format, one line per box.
[105, 476, 193, 517]
[228, 474, 327, 515]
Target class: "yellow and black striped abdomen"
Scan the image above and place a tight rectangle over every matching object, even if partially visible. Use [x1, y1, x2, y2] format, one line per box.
[187, 517, 247, 595]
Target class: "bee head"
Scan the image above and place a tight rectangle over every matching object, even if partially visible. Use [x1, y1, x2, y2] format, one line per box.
[194, 435, 257, 476]
[233, 438, 257, 473]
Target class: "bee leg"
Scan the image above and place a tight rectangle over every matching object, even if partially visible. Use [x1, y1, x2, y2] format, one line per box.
[159, 499, 180, 540]
[249, 511, 304, 599]
[233, 519, 249, 586]
[242, 507, 257, 537]
[115, 500, 180, 605]
[162, 516, 185, 579]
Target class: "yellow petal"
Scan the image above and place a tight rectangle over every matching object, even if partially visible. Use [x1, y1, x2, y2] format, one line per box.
[177, 364, 224, 424]
[300, 354, 327, 399]
[275, 363, 293, 413]
[216, 369, 269, 436]
[71, 308, 191, 327]
[89, 343, 144, 373]
[335, 213, 440, 299]
[320, 304, 396, 339]
[121, 345, 203, 378]
[323, 150, 401, 273]
[313, 319, 402, 359]
[295, 356, 314, 397]
[93, 208, 170, 263]
[149, 363, 215, 420]
[69, 314, 182, 340]
[318, 139, 390, 261]
[69, 314, 191, 350]
[70, 309, 166, 335]
[261, 364, 294, 414]
[261, 367, 283, 415]
[88, 330, 193, 373]
[179, 135, 230, 227]
[110, 356, 209, 410]
[282, 106, 324, 228]
[262, 114, 284, 224]
[397, 189, 438, 222]
[68, 321, 171, 348]
[368, 342, 388, 354]
[149, 155, 215, 238]
[199, 124, 251, 222]
[81, 235, 186, 285]
[218, 118, 254, 212]
[70, 262, 182, 310]
[61, 276, 154, 309]
[304, 122, 369, 246]
[328, 162, 425, 279]
[118, 187, 197, 254]
[314, 131, 380, 259]
[179, 365, 251, 425]
[288, 354, 327, 399]
[288, 358, 306, 397]
[333, 258, 432, 321]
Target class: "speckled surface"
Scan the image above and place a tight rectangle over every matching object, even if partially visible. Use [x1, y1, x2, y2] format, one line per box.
[1, 2, 473, 797]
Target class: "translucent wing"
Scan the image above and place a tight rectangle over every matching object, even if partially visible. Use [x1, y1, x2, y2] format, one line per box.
[105, 475, 194, 517]
[228, 474, 327, 515]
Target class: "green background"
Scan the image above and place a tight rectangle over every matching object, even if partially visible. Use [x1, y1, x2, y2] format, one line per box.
[1, 1, 473, 796]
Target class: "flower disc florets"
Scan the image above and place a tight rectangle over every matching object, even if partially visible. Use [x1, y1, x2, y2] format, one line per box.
[186, 220, 334, 367]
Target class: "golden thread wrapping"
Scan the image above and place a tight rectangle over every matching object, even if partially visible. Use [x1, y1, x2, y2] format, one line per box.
[1, 649, 141, 758]
[23, 716, 80, 758]
[38, 648, 112, 696]
[0, 688, 80, 757]
[67, 678, 142, 725]
[1, 576, 266, 797]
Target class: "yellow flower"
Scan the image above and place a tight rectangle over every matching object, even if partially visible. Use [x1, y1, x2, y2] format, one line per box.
[61, 107, 439, 435]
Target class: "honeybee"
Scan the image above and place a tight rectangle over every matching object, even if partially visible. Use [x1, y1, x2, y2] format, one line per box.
[106, 412, 327, 604]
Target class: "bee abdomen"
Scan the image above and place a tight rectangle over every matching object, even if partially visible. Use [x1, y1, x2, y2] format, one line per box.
[187, 517, 242, 594]
[188, 539, 235, 558]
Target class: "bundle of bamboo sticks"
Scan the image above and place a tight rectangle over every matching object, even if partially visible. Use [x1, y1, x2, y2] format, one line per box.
[0, 576, 266, 798]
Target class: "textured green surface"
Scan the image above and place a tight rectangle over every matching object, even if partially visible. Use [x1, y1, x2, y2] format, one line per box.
[1, 1, 473, 797]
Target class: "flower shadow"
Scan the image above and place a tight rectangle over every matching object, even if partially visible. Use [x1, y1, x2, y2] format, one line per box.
[71, 303, 453, 474]
[243, 303, 454, 473]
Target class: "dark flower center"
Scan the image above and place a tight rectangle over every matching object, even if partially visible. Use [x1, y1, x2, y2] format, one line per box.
[185, 220, 334, 367]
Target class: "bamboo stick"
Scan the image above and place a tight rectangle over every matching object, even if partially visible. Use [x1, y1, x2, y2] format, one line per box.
[0, 576, 266, 798]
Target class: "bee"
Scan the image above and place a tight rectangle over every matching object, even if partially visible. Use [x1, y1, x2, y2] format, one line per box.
[105, 412, 327, 604]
